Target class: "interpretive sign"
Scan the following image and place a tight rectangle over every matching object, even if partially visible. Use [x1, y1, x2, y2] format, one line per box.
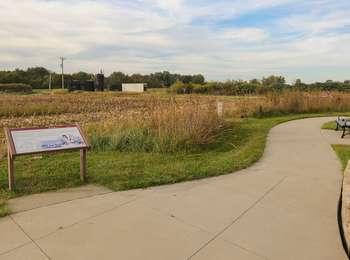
[8, 126, 88, 155]
[4, 125, 90, 191]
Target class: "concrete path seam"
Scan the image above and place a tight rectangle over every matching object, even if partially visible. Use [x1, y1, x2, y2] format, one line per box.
[11, 190, 114, 215]
[145, 195, 268, 259]
[186, 176, 287, 260]
[146, 204, 214, 236]
[9, 215, 52, 260]
[33, 196, 141, 242]
[218, 237, 269, 260]
[0, 241, 33, 257]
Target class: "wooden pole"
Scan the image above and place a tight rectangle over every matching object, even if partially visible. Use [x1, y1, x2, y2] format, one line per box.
[80, 149, 87, 182]
[7, 149, 14, 191]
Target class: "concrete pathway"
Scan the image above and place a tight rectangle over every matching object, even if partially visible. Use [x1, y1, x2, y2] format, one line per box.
[0, 117, 348, 260]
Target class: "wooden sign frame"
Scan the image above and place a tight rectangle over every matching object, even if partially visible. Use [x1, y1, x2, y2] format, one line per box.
[4, 125, 90, 191]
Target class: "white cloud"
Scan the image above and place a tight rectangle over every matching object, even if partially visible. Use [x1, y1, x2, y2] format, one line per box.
[0, 0, 349, 82]
[219, 28, 268, 42]
[146, 0, 184, 11]
[281, 11, 350, 34]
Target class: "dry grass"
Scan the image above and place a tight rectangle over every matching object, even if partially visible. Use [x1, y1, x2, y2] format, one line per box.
[0, 93, 221, 156]
[219, 90, 350, 117]
[85, 97, 221, 152]
[2, 90, 350, 157]
[260, 91, 350, 115]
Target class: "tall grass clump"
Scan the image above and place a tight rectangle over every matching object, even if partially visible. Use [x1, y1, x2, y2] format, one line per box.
[86, 97, 221, 153]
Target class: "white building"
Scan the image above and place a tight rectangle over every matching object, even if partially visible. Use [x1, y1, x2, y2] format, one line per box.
[122, 83, 146, 93]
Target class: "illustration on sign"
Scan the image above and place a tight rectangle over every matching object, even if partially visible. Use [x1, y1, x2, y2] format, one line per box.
[9, 126, 87, 155]
[41, 134, 83, 149]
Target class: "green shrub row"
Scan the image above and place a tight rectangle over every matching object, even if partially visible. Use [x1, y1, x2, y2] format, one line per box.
[0, 83, 32, 93]
[168, 80, 287, 95]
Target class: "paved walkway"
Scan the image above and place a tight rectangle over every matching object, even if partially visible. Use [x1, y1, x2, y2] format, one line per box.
[0, 117, 348, 260]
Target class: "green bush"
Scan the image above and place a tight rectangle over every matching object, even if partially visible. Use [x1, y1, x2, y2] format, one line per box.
[0, 83, 32, 93]
[169, 81, 189, 94]
[169, 81, 203, 94]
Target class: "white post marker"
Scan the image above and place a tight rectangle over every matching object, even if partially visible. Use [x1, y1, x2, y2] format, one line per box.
[4, 125, 90, 191]
[217, 101, 224, 118]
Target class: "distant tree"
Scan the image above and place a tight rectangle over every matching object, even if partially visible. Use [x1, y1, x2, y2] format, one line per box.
[128, 73, 145, 83]
[293, 78, 307, 89]
[249, 79, 261, 85]
[71, 72, 93, 81]
[180, 75, 193, 84]
[295, 79, 302, 86]
[26, 67, 49, 77]
[107, 72, 126, 91]
[147, 73, 163, 88]
[192, 74, 205, 84]
[161, 71, 172, 87]
[9, 67, 50, 88]
[262, 75, 286, 87]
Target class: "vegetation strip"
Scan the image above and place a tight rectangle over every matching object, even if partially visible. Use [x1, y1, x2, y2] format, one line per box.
[0, 113, 345, 218]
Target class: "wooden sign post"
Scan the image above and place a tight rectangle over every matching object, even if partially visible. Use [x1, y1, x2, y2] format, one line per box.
[4, 125, 90, 191]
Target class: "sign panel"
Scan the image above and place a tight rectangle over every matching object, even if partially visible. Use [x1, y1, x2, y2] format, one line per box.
[6, 126, 89, 155]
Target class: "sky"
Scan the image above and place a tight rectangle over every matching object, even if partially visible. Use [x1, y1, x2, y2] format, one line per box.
[0, 0, 350, 83]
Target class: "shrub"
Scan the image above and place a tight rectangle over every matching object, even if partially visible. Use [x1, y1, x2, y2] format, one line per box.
[169, 81, 186, 94]
[169, 81, 194, 94]
[0, 83, 32, 93]
[192, 84, 208, 94]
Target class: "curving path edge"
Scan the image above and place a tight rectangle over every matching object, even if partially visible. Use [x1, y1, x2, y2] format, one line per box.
[0, 117, 347, 260]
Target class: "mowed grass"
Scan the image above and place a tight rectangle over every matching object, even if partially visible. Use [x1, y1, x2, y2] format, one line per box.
[324, 119, 350, 170]
[332, 145, 350, 170]
[0, 118, 268, 193]
[322, 121, 336, 130]
[0, 113, 342, 217]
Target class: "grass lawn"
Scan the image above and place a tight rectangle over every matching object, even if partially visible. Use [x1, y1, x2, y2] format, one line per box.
[0, 113, 346, 217]
[332, 145, 350, 170]
[323, 119, 350, 171]
[322, 120, 336, 130]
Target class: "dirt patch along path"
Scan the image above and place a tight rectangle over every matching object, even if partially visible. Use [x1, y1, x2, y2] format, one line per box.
[0, 117, 347, 259]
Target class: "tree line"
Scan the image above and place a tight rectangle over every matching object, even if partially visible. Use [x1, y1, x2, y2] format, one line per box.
[170, 76, 350, 95]
[0, 67, 349, 94]
[0, 67, 205, 89]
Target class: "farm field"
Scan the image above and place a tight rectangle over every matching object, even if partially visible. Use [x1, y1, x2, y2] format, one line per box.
[1, 90, 350, 217]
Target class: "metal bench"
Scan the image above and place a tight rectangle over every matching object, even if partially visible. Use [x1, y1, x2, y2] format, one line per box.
[336, 117, 350, 138]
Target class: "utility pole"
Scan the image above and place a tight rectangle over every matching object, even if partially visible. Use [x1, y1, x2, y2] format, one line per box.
[59, 57, 66, 89]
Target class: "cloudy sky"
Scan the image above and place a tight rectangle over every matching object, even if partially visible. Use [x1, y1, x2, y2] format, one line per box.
[0, 0, 349, 82]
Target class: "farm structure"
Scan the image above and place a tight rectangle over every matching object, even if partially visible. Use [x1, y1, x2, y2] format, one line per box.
[68, 73, 105, 92]
[122, 83, 146, 93]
